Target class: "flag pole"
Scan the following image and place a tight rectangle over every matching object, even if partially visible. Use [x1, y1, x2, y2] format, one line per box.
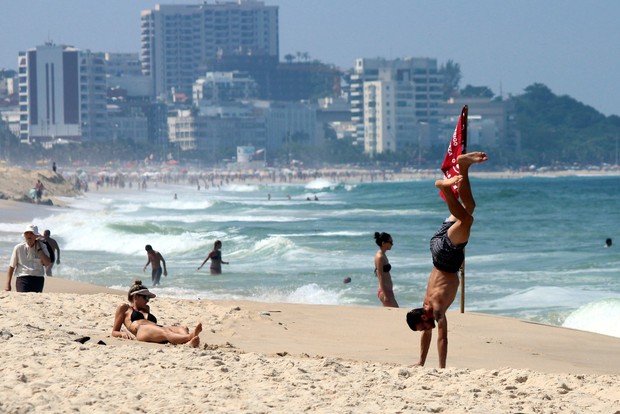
[459, 105, 468, 314]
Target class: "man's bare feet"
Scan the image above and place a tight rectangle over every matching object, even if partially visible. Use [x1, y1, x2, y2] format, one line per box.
[435, 175, 462, 190]
[457, 152, 488, 170]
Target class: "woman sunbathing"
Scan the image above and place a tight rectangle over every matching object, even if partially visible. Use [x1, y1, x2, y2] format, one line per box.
[112, 280, 201, 347]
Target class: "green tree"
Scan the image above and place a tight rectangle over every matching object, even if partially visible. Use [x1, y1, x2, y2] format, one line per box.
[320, 137, 367, 164]
[0, 121, 21, 162]
[0, 69, 17, 79]
[439, 60, 461, 99]
[460, 84, 494, 98]
[513, 83, 611, 166]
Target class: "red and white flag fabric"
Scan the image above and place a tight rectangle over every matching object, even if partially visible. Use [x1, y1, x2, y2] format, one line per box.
[440, 105, 468, 200]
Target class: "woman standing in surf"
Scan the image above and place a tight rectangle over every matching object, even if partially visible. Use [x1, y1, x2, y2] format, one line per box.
[374, 232, 398, 307]
[197, 240, 229, 275]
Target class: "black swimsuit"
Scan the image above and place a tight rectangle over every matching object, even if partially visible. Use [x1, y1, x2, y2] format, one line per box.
[374, 263, 392, 275]
[130, 309, 157, 324]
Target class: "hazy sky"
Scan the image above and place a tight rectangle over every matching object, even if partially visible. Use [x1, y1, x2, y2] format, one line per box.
[2, 1, 619, 116]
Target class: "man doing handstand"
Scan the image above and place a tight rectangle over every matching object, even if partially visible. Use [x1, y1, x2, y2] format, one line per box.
[407, 151, 488, 368]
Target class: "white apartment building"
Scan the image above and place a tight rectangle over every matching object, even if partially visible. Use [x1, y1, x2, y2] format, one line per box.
[168, 99, 319, 164]
[141, 1, 278, 100]
[193, 71, 258, 104]
[18, 43, 107, 144]
[167, 109, 206, 151]
[0, 76, 16, 96]
[350, 57, 443, 155]
[1, 109, 21, 137]
[363, 80, 397, 154]
[169, 102, 267, 160]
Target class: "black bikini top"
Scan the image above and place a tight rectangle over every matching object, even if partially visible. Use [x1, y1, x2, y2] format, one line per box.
[130, 309, 157, 324]
[374, 263, 392, 275]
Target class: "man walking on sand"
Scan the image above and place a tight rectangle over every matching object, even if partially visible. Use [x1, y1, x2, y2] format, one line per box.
[144, 245, 168, 287]
[6, 225, 52, 292]
[406, 151, 488, 368]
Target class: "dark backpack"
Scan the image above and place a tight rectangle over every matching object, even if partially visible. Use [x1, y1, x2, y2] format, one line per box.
[41, 240, 55, 262]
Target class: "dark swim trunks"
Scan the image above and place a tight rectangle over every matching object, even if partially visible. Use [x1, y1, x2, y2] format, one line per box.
[152, 268, 163, 286]
[430, 220, 468, 273]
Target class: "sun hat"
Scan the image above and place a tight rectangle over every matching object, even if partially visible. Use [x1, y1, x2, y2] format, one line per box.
[131, 288, 156, 298]
[24, 224, 40, 236]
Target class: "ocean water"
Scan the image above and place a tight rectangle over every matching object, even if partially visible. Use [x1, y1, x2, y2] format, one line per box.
[1, 175, 619, 338]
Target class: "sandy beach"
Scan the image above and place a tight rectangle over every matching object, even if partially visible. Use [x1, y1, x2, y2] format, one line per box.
[0, 276, 618, 413]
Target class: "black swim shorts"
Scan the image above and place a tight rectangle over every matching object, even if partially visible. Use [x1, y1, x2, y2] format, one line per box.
[430, 221, 467, 273]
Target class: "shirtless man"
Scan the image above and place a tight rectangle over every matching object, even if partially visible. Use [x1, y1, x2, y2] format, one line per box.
[43, 230, 61, 276]
[406, 151, 488, 368]
[143, 245, 168, 287]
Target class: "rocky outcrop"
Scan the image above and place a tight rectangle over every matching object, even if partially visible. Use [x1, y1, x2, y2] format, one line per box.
[0, 162, 80, 206]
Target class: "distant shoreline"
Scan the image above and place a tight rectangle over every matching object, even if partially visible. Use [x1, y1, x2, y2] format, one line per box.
[1, 162, 619, 207]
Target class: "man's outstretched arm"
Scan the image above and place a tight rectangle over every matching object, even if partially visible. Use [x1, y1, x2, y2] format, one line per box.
[417, 329, 432, 366]
[436, 314, 449, 368]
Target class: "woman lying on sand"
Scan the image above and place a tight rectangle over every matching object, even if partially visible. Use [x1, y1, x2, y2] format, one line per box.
[112, 280, 202, 347]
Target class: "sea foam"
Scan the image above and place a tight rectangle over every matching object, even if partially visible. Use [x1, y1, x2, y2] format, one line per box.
[562, 297, 620, 338]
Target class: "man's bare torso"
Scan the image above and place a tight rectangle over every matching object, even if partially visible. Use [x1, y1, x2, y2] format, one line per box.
[424, 267, 459, 311]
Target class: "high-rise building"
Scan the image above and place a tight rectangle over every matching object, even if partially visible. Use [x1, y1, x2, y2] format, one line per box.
[141, 1, 279, 101]
[349, 57, 443, 155]
[18, 43, 107, 144]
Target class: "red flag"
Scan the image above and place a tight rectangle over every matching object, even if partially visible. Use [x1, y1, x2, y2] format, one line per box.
[440, 105, 468, 200]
